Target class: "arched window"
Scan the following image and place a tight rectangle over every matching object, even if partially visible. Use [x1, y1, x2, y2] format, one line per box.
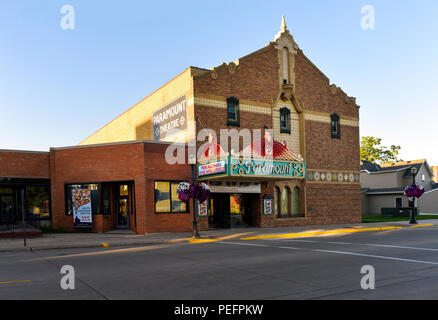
[282, 47, 289, 84]
[292, 187, 300, 217]
[281, 187, 290, 217]
[279, 107, 291, 134]
[274, 186, 281, 218]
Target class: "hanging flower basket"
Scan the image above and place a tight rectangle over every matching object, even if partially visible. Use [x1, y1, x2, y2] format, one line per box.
[177, 182, 211, 204]
[404, 185, 425, 198]
[177, 182, 192, 203]
[194, 183, 211, 203]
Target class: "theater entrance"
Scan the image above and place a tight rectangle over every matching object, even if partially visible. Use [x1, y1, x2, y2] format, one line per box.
[208, 193, 254, 229]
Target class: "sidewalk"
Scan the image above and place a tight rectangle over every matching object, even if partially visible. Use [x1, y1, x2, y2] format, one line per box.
[0, 220, 436, 252]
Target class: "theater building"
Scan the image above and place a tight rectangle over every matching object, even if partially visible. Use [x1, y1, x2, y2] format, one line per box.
[0, 17, 361, 234]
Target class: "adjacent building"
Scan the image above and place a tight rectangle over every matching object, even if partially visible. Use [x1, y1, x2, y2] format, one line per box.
[0, 17, 361, 233]
[361, 159, 437, 214]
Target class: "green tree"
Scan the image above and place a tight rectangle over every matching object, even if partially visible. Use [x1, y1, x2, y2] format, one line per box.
[360, 136, 402, 164]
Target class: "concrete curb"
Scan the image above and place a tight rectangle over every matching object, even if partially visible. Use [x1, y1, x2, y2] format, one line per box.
[1, 222, 435, 253]
[0, 239, 191, 253]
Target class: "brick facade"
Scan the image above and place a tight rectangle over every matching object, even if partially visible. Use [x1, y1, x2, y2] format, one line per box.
[190, 24, 361, 227]
[0, 19, 361, 233]
[48, 142, 203, 234]
[194, 45, 280, 104]
[0, 151, 50, 179]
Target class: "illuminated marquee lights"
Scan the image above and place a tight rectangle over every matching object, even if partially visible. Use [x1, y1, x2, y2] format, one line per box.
[198, 160, 227, 177]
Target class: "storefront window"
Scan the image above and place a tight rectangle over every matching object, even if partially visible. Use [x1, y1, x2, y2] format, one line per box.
[66, 184, 99, 215]
[26, 186, 50, 218]
[155, 181, 188, 213]
[0, 187, 13, 194]
[102, 183, 111, 215]
[171, 183, 186, 212]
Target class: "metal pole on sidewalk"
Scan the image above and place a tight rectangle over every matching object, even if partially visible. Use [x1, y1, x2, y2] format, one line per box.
[409, 167, 418, 225]
[21, 189, 26, 247]
[191, 163, 200, 239]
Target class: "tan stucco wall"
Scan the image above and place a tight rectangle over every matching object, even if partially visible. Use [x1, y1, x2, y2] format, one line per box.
[419, 189, 438, 214]
[79, 68, 195, 145]
[365, 194, 407, 215]
[361, 191, 368, 215]
[360, 171, 401, 189]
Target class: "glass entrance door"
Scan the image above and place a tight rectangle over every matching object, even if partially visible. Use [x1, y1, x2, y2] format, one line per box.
[116, 184, 129, 229]
[117, 198, 129, 228]
[0, 195, 14, 227]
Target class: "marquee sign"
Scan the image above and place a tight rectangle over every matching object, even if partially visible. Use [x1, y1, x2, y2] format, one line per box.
[197, 156, 306, 180]
[198, 160, 226, 177]
[230, 157, 305, 178]
[153, 95, 187, 141]
[197, 136, 305, 180]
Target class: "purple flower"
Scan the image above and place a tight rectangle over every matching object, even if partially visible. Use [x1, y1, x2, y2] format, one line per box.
[177, 182, 192, 203]
[404, 185, 425, 198]
[176, 182, 211, 204]
[195, 183, 211, 203]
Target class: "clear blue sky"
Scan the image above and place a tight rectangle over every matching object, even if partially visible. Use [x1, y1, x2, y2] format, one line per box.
[1, 0, 437, 164]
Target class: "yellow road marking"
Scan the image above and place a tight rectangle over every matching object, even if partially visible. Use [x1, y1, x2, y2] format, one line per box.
[189, 232, 255, 244]
[189, 239, 219, 244]
[241, 226, 405, 241]
[0, 280, 31, 285]
[410, 224, 434, 228]
[167, 238, 192, 243]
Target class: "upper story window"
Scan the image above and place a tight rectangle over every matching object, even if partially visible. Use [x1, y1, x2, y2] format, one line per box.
[282, 47, 289, 84]
[227, 97, 240, 126]
[331, 113, 341, 139]
[279, 107, 291, 134]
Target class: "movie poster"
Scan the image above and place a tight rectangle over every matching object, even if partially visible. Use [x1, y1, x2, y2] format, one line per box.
[72, 188, 93, 228]
[263, 195, 273, 215]
[198, 200, 208, 217]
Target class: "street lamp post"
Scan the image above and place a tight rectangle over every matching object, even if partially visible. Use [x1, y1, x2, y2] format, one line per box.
[409, 166, 418, 225]
[188, 154, 201, 238]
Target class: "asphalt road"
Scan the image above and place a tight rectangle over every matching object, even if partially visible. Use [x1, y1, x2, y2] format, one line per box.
[1, 225, 438, 300]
